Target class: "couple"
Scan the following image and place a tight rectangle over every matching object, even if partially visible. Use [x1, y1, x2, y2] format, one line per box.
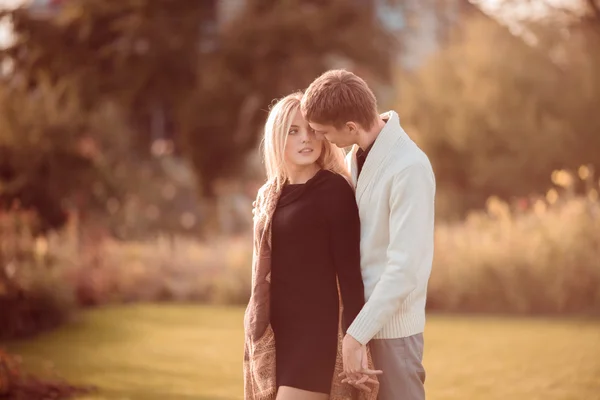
[244, 69, 436, 400]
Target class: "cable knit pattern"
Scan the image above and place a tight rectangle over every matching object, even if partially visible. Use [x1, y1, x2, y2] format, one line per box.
[345, 111, 436, 345]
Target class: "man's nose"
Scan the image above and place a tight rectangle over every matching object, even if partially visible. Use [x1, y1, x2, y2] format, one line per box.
[314, 131, 325, 141]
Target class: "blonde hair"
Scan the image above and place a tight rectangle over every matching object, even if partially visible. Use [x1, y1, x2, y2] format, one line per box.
[301, 69, 379, 130]
[261, 92, 349, 192]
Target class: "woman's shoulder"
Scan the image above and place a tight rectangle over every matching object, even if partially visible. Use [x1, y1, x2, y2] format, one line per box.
[316, 169, 348, 184]
[255, 181, 270, 200]
[315, 170, 354, 196]
[254, 180, 278, 207]
[314, 170, 358, 216]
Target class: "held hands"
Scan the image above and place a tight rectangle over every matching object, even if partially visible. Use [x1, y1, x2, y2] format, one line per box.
[339, 334, 382, 392]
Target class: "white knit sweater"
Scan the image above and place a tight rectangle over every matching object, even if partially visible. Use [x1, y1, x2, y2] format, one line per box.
[345, 111, 436, 345]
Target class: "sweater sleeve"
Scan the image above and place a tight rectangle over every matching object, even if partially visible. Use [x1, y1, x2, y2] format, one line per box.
[324, 175, 365, 334]
[346, 163, 435, 344]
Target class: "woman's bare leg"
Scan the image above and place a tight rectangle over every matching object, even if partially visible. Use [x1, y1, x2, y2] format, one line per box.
[276, 386, 329, 400]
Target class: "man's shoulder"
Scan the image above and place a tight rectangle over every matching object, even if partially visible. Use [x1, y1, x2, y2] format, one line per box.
[387, 143, 433, 176]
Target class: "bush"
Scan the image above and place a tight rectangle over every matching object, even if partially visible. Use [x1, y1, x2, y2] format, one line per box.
[428, 167, 600, 314]
[2, 207, 254, 316]
[65, 235, 252, 306]
[0, 273, 76, 340]
[4, 168, 598, 318]
[0, 212, 76, 340]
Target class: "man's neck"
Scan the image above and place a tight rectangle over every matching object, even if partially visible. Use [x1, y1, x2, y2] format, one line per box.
[357, 118, 386, 150]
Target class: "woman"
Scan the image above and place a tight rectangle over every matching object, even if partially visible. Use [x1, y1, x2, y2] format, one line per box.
[243, 92, 379, 400]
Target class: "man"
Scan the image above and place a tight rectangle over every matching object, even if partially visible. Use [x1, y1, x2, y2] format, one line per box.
[300, 69, 436, 400]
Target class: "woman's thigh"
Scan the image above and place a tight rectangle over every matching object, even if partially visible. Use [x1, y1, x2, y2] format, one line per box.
[276, 386, 329, 400]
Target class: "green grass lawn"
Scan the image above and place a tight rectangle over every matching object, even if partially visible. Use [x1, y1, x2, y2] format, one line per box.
[5, 304, 600, 400]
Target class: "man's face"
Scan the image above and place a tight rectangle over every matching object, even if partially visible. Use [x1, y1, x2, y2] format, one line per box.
[308, 122, 354, 148]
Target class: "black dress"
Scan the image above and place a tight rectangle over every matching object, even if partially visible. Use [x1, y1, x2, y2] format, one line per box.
[270, 169, 365, 394]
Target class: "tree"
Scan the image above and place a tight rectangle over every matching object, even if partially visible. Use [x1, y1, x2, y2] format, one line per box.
[398, 6, 599, 217]
[0, 79, 118, 233]
[520, 0, 600, 176]
[181, 0, 397, 193]
[0, 0, 401, 229]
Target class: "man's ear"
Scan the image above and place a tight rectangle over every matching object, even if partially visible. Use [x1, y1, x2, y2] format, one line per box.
[346, 121, 359, 133]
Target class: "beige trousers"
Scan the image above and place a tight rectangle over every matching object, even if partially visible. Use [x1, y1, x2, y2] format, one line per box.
[369, 333, 426, 400]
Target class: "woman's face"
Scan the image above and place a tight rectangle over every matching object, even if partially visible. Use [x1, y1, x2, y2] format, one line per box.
[284, 109, 323, 169]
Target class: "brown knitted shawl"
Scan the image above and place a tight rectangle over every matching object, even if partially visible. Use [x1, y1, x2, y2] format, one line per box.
[243, 181, 379, 400]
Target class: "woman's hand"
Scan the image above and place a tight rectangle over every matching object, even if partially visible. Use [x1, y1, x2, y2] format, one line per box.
[342, 334, 363, 378]
[340, 374, 379, 392]
[340, 335, 382, 391]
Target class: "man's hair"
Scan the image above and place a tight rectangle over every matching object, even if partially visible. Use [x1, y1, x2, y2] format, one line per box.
[301, 69, 379, 130]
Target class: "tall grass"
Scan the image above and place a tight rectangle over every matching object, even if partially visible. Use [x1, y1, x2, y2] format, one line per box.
[429, 166, 600, 314]
[2, 167, 598, 321]
[1, 210, 252, 338]
[67, 234, 252, 305]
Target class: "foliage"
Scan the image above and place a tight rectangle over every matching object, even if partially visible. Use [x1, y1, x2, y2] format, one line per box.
[1, 211, 253, 307]
[0, 211, 76, 340]
[67, 234, 252, 306]
[0, 79, 216, 238]
[0, 81, 93, 232]
[3, 166, 596, 315]
[181, 0, 396, 193]
[89, 166, 600, 314]
[428, 166, 600, 314]
[397, 7, 600, 217]
[0, 0, 399, 233]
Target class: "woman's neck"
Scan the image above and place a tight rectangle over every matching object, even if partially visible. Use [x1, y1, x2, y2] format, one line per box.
[287, 164, 321, 184]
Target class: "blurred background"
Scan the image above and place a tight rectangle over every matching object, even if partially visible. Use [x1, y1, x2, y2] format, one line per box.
[0, 0, 598, 399]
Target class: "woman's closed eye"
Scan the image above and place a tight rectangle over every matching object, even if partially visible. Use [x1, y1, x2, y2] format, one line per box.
[288, 128, 298, 135]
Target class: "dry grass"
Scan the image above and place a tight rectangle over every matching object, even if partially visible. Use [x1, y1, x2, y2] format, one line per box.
[429, 168, 600, 314]
[1, 167, 598, 316]
[430, 198, 600, 314]
[65, 235, 252, 305]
